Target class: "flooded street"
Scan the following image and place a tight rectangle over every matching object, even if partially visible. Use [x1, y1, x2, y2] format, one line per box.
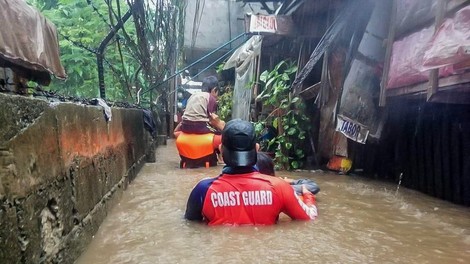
[76, 140, 470, 264]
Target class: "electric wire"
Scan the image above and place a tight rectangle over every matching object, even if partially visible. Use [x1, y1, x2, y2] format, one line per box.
[141, 32, 247, 95]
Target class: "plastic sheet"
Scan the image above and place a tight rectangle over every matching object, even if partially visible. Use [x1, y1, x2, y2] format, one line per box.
[395, 0, 437, 34]
[224, 36, 263, 120]
[387, 27, 455, 89]
[388, 5, 469, 89]
[0, 0, 66, 84]
[422, 5, 470, 70]
[387, 26, 434, 89]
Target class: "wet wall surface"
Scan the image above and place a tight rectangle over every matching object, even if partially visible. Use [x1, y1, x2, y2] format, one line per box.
[0, 93, 153, 263]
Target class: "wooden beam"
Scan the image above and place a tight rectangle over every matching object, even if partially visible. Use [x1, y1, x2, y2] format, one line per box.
[253, 55, 261, 121]
[299, 81, 321, 100]
[319, 51, 329, 106]
[260, 1, 274, 14]
[379, 0, 397, 107]
[387, 71, 470, 97]
[387, 82, 429, 97]
[427, 0, 447, 101]
[439, 71, 470, 87]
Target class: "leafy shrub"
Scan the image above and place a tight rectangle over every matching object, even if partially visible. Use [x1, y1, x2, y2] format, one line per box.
[255, 60, 311, 170]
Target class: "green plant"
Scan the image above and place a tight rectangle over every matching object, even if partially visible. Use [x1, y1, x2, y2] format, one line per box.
[215, 62, 225, 74]
[217, 84, 233, 121]
[255, 60, 311, 170]
[27, 0, 186, 107]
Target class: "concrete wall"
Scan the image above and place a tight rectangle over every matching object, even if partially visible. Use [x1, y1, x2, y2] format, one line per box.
[0, 93, 157, 263]
[183, 0, 246, 77]
[184, 0, 245, 51]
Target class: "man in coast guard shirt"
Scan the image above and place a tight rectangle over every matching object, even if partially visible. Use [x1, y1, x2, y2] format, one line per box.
[185, 119, 318, 225]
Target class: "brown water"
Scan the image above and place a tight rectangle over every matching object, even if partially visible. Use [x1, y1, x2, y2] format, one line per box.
[76, 140, 470, 264]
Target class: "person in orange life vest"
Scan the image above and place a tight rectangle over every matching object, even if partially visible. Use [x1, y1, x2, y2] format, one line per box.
[184, 119, 318, 225]
[173, 76, 224, 149]
[256, 152, 320, 196]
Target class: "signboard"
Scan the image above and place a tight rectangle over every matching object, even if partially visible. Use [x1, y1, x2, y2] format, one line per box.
[335, 115, 369, 144]
[249, 15, 277, 33]
[246, 15, 294, 35]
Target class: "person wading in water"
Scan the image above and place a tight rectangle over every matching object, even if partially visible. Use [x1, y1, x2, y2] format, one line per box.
[184, 119, 318, 225]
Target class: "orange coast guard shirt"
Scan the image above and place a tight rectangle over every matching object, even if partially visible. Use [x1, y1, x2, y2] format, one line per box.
[185, 167, 318, 225]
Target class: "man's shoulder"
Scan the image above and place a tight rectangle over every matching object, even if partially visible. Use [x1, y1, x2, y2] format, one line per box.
[220, 172, 284, 185]
[197, 176, 218, 184]
[256, 173, 293, 188]
[189, 176, 219, 196]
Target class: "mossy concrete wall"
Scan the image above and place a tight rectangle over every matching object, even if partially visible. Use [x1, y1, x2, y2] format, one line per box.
[0, 93, 157, 263]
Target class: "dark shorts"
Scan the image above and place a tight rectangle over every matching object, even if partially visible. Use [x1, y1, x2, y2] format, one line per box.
[181, 121, 220, 134]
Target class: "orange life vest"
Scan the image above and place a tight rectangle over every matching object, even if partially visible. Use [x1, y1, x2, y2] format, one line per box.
[176, 132, 215, 159]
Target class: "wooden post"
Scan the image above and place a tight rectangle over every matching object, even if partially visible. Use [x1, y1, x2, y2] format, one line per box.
[253, 54, 261, 121]
[169, 79, 176, 137]
[253, 55, 260, 99]
[427, 0, 447, 101]
[379, 0, 397, 107]
[320, 51, 329, 107]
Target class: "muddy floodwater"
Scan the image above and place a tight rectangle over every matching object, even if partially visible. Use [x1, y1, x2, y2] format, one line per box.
[76, 140, 470, 264]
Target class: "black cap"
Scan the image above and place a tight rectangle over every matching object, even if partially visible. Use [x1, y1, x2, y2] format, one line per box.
[222, 119, 257, 167]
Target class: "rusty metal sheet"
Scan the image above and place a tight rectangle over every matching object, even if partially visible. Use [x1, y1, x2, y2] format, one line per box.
[291, 0, 373, 95]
